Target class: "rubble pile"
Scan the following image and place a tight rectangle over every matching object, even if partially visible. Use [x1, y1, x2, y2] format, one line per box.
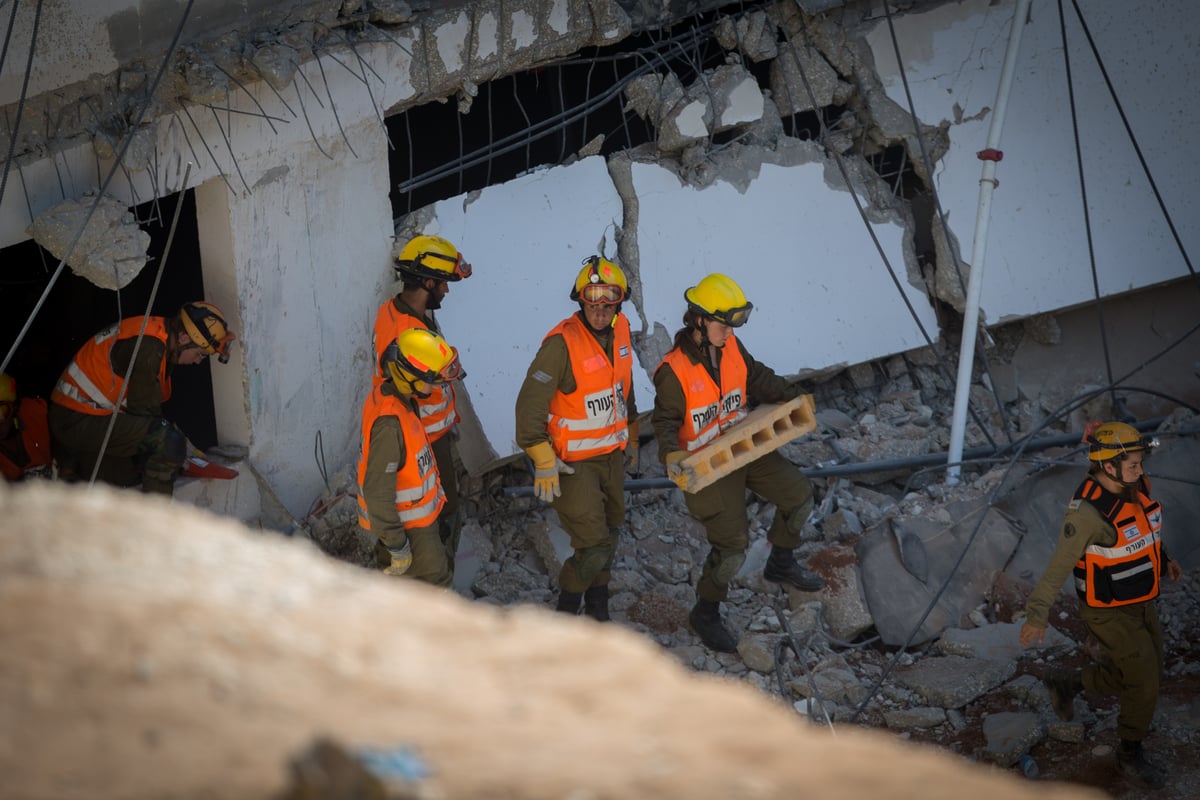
[300, 366, 1200, 794]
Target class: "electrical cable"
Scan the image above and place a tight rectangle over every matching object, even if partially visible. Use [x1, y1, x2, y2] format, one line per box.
[1, 0, 196, 377]
[772, 23, 1001, 450]
[0, 0, 41, 212]
[880, 0, 1015, 442]
[1068, 0, 1196, 284]
[847, 383, 1198, 724]
[89, 163, 192, 486]
[1057, 0, 1116, 411]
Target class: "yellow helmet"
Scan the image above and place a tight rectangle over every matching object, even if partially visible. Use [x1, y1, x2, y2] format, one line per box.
[179, 301, 236, 363]
[1085, 421, 1159, 462]
[569, 256, 628, 304]
[395, 235, 472, 282]
[0, 372, 14, 403]
[381, 328, 464, 396]
[685, 273, 753, 327]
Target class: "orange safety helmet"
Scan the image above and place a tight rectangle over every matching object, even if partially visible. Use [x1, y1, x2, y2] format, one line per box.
[179, 301, 236, 363]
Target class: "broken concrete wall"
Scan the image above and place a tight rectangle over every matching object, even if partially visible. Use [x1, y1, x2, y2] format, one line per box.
[2, 0, 1197, 517]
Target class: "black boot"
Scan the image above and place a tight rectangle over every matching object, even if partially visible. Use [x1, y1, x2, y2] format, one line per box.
[1117, 739, 1167, 789]
[689, 599, 737, 653]
[1042, 668, 1082, 721]
[763, 546, 824, 591]
[555, 590, 582, 615]
[583, 585, 611, 621]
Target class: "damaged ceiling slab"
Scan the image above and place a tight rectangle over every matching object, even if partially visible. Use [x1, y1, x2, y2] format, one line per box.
[1, 0, 1196, 517]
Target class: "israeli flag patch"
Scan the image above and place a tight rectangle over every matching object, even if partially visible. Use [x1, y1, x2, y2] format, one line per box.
[619, 345, 630, 358]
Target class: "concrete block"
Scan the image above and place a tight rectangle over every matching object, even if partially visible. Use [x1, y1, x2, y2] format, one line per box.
[677, 395, 817, 494]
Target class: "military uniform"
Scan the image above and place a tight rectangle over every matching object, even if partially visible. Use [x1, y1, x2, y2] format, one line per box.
[652, 333, 812, 603]
[1025, 476, 1170, 743]
[357, 379, 450, 587]
[49, 317, 186, 493]
[373, 296, 464, 575]
[515, 311, 636, 600]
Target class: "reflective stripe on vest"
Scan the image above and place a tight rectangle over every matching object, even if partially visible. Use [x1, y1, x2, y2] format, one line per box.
[50, 317, 171, 416]
[545, 314, 633, 462]
[658, 336, 749, 452]
[371, 300, 458, 442]
[356, 386, 446, 532]
[1071, 477, 1162, 608]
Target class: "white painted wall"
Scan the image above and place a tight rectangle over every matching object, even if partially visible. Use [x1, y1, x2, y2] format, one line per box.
[866, 0, 1199, 323]
[5, 0, 1197, 517]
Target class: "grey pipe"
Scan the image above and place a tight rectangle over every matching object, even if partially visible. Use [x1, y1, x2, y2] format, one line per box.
[497, 419, 1194, 498]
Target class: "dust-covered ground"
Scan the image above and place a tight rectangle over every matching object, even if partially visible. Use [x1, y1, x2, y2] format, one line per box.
[302, 403, 1200, 800]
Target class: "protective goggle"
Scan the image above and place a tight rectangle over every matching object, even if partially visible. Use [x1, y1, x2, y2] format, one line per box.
[419, 250, 473, 280]
[693, 302, 753, 328]
[397, 346, 466, 385]
[579, 283, 624, 305]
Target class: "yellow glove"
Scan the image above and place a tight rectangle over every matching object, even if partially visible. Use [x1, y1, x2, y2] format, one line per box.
[665, 450, 692, 491]
[382, 538, 412, 576]
[624, 420, 640, 474]
[524, 441, 575, 504]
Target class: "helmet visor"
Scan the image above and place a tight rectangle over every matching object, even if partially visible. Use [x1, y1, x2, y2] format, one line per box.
[580, 283, 623, 305]
[424, 250, 473, 280]
[398, 346, 465, 385]
[710, 302, 753, 328]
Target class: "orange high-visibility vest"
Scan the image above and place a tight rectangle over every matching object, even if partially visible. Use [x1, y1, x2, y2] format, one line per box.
[545, 314, 632, 463]
[50, 317, 171, 416]
[1072, 477, 1163, 608]
[372, 300, 458, 442]
[356, 386, 445, 532]
[659, 335, 749, 452]
[0, 397, 51, 481]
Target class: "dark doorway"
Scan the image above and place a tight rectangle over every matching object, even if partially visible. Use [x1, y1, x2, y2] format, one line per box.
[0, 189, 218, 450]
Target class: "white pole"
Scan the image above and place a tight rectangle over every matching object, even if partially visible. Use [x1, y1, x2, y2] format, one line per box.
[946, 0, 1033, 484]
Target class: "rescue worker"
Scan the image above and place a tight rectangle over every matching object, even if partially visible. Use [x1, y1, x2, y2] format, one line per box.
[373, 234, 472, 579]
[0, 372, 52, 481]
[652, 273, 824, 653]
[48, 302, 235, 494]
[358, 327, 464, 587]
[514, 256, 638, 621]
[1019, 421, 1182, 790]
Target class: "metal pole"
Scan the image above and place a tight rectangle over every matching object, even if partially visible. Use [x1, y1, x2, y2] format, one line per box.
[947, 0, 1033, 484]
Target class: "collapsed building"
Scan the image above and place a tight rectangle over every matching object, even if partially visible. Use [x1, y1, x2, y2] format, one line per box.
[1, 0, 1199, 794]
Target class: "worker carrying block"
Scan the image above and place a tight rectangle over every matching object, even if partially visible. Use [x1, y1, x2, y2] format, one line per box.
[653, 273, 826, 653]
[666, 394, 817, 494]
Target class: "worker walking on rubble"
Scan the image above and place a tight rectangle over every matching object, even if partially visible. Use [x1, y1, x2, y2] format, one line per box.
[1019, 421, 1182, 790]
[652, 273, 824, 653]
[373, 234, 473, 579]
[0, 372, 52, 481]
[358, 327, 465, 587]
[48, 302, 236, 495]
[514, 256, 638, 621]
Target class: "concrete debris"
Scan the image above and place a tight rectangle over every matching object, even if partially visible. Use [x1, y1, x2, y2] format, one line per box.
[982, 711, 1044, 766]
[897, 654, 1017, 709]
[770, 37, 849, 116]
[251, 43, 302, 91]
[26, 194, 150, 291]
[715, 11, 778, 63]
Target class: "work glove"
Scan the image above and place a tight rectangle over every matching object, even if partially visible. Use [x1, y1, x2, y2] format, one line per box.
[382, 539, 413, 576]
[624, 421, 640, 475]
[665, 449, 692, 492]
[524, 441, 575, 503]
